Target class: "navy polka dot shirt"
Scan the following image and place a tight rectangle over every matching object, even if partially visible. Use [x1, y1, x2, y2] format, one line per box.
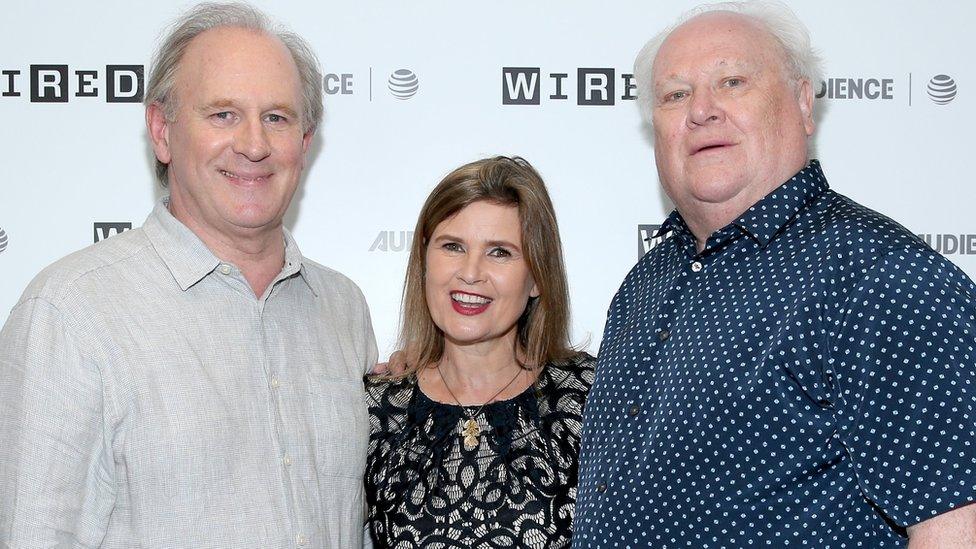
[574, 161, 976, 547]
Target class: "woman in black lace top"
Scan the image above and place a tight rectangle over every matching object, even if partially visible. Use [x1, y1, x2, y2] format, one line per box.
[365, 157, 594, 548]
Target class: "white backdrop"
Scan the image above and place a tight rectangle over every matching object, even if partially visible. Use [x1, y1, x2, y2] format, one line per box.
[1, 1, 973, 358]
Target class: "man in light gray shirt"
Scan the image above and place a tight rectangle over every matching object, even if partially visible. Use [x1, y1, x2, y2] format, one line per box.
[0, 3, 376, 547]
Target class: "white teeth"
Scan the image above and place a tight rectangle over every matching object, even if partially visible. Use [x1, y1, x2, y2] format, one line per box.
[451, 292, 491, 305]
[220, 170, 262, 181]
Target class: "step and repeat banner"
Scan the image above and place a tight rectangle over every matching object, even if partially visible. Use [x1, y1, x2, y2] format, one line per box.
[0, 1, 972, 357]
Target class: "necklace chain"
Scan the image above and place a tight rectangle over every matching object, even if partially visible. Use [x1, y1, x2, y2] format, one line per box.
[437, 364, 522, 450]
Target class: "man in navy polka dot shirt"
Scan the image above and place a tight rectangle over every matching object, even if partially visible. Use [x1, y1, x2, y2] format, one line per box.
[574, 2, 976, 547]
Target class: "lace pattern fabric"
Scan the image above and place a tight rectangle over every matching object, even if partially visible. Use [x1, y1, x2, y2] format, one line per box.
[365, 353, 595, 548]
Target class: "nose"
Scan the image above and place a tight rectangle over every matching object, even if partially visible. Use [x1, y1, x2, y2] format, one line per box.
[457, 253, 485, 285]
[233, 117, 272, 161]
[687, 88, 725, 128]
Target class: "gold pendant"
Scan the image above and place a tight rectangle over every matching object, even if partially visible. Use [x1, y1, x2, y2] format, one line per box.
[462, 418, 480, 450]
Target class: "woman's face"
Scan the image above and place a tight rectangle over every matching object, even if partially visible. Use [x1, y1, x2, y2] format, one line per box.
[425, 201, 539, 351]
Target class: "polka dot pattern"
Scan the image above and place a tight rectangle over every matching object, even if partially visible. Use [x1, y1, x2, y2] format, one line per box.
[574, 161, 976, 547]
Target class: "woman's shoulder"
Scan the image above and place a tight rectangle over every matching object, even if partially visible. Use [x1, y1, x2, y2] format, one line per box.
[542, 351, 596, 391]
[364, 373, 417, 409]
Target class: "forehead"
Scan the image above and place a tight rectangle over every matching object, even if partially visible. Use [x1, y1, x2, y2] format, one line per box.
[434, 201, 522, 238]
[653, 12, 783, 81]
[175, 26, 302, 102]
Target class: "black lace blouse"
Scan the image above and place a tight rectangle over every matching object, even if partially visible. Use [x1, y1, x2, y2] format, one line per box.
[364, 353, 595, 548]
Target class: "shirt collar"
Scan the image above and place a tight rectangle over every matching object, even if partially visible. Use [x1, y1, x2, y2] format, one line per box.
[658, 160, 829, 250]
[142, 197, 318, 295]
[731, 160, 829, 247]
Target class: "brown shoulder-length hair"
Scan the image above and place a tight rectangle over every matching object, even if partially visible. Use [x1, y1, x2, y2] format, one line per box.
[398, 156, 575, 377]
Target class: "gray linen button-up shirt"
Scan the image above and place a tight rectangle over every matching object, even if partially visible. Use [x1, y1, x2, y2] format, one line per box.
[0, 200, 377, 548]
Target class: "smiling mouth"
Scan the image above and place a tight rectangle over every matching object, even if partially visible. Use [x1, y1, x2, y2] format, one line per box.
[220, 169, 270, 183]
[451, 291, 492, 315]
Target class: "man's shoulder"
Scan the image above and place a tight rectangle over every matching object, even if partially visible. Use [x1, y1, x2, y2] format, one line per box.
[18, 226, 153, 309]
[803, 190, 968, 296]
[300, 258, 368, 303]
[816, 190, 932, 258]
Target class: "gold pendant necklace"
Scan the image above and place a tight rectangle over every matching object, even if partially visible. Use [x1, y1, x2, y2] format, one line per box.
[461, 418, 481, 450]
[437, 364, 522, 451]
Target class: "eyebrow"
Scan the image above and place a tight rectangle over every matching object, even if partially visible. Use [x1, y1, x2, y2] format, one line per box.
[195, 99, 299, 118]
[432, 234, 522, 252]
[656, 58, 759, 82]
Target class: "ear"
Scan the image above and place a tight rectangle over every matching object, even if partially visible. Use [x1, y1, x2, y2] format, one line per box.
[302, 129, 314, 154]
[529, 279, 540, 299]
[146, 103, 172, 165]
[796, 79, 815, 136]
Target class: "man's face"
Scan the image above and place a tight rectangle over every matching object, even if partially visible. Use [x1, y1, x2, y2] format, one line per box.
[148, 26, 312, 241]
[651, 12, 814, 226]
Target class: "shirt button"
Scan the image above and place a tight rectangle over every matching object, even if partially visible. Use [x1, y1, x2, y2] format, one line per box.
[283, 455, 292, 467]
[691, 261, 703, 273]
[658, 329, 670, 341]
[271, 376, 280, 388]
[628, 404, 640, 417]
[296, 534, 307, 546]
[219, 264, 232, 275]
[596, 481, 608, 493]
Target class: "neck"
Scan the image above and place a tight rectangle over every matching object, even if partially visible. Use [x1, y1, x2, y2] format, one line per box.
[167, 198, 285, 297]
[680, 159, 810, 252]
[440, 338, 522, 389]
[681, 200, 747, 252]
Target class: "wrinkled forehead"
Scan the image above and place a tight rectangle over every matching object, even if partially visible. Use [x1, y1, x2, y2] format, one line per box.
[652, 11, 786, 83]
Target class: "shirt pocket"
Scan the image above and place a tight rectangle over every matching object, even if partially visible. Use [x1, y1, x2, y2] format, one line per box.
[306, 375, 368, 478]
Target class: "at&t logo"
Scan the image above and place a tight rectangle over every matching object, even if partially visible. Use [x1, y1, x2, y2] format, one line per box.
[388, 69, 419, 100]
[324, 68, 420, 101]
[927, 75, 957, 105]
[0, 227, 8, 254]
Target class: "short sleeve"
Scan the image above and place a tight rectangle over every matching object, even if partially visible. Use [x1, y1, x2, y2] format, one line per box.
[0, 297, 115, 547]
[831, 246, 976, 527]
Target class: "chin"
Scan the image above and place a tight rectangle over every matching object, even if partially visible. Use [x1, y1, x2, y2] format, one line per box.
[691, 184, 746, 205]
[226, 204, 283, 228]
[443, 331, 488, 347]
[685, 171, 749, 205]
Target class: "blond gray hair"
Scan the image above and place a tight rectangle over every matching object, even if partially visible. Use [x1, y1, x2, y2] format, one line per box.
[144, 2, 323, 185]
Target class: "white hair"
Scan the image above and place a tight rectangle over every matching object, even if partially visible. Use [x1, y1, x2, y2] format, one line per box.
[634, 0, 824, 124]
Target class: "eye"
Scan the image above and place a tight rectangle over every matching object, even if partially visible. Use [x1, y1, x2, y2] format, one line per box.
[210, 111, 236, 125]
[442, 242, 463, 253]
[724, 77, 744, 88]
[265, 113, 287, 124]
[487, 247, 512, 258]
[663, 90, 689, 103]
